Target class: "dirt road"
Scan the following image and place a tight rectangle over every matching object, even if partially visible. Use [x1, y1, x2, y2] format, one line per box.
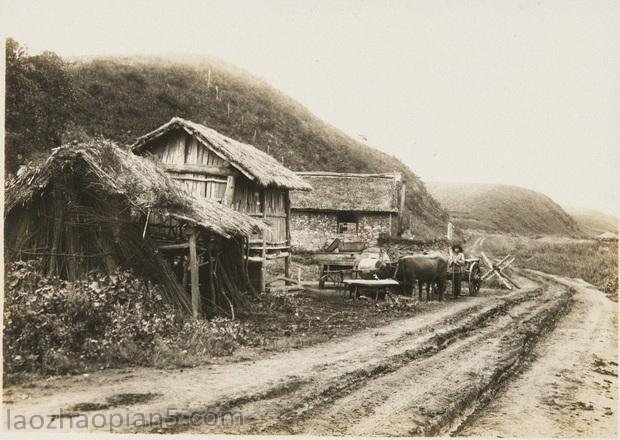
[459, 271, 618, 437]
[4, 266, 615, 436]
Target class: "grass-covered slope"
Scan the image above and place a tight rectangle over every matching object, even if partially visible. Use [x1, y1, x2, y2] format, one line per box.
[63, 55, 447, 237]
[425, 182, 582, 236]
[563, 207, 618, 236]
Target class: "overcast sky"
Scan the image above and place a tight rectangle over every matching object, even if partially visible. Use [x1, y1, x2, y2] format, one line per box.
[2, 0, 619, 216]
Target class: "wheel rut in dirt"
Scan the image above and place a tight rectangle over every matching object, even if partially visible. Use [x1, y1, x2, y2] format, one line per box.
[4, 273, 579, 436]
[139, 274, 573, 435]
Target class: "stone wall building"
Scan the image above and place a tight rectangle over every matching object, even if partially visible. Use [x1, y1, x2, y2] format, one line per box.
[290, 172, 405, 251]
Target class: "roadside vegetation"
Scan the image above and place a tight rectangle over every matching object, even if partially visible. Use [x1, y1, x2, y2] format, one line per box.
[3, 261, 262, 384]
[482, 236, 618, 298]
[4, 260, 421, 384]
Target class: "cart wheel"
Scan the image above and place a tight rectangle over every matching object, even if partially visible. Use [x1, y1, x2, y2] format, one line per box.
[469, 261, 482, 296]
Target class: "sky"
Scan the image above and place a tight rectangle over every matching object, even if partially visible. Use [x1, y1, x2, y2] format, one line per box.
[2, 0, 619, 216]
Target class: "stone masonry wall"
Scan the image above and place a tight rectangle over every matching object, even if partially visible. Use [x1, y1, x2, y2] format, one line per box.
[291, 211, 394, 252]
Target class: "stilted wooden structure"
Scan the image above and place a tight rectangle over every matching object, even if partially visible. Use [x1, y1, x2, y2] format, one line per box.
[132, 118, 311, 293]
[5, 140, 266, 317]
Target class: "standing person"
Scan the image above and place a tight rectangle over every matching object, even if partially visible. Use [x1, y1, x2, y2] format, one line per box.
[449, 244, 465, 298]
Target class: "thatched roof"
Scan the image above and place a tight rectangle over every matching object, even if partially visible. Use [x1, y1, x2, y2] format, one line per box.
[6, 140, 266, 239]
[290, 172, 402, 213]
[131, 117, 312, 191]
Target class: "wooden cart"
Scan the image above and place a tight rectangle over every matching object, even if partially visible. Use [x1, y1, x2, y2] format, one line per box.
[317, 255, 359, 289]
[449, 257, 482, 296]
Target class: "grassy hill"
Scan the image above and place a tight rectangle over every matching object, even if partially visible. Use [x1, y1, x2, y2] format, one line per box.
[425, 182, 583, 236]
[564, 207, 618, 236]
[5, 45, 448, 238]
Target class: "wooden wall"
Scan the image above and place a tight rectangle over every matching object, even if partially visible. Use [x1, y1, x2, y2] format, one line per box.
[146, 128, 289, 248]
[149, 130, 229, 202]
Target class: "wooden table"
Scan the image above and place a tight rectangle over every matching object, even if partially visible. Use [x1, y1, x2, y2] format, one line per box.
[341, 279, 401, 300]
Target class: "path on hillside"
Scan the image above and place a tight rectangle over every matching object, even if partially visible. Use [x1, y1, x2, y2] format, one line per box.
[5, 264, 615, 436]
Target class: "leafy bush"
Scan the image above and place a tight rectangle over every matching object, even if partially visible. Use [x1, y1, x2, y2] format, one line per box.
[3, 261, 258, 379]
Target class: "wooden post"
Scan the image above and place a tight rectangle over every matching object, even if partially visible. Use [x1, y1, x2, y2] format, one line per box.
[399, 176, 406, 234]
[48, 189, 65, 277]
[284, 192, 292, 278]
[207, 239, 216, 309]
[189, 229, 201, 318]
[182, 257, 189, 290]
[223, 175, 236, 206]
[260, 188, 267, 293]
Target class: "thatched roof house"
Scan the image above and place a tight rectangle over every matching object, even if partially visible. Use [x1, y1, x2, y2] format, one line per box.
[132, 117, 311, 190]
[131, 117, 312, 290]
[5, 140, 266, 316]
[289, 172, 405, 251]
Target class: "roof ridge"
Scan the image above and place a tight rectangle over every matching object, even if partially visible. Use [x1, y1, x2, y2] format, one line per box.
[132, 117, 312, 190]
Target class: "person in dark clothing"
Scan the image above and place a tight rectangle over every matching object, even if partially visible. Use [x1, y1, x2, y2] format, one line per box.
[449, 244, 465, 298]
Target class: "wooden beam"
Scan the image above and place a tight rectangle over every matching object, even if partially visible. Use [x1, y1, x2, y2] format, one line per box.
[260, 188, 268, 293]
[248, 213, 287, 219]
[189, 231, 201, 318]
[399, 178, 406, 214]
[247, 252, 290, 263]
[284, 191, 292, 278]
[48, 190, 65, 277]
[158, 243, 189, 251]
[173, 176, 227, 184]
[248, 244, 290, 251]
[157, 242, 206, 252]
[161, 163, 234, 176]
[223, 175, 236, 206]
[207, 240, 216, 311]
[248, 240, 287, 245]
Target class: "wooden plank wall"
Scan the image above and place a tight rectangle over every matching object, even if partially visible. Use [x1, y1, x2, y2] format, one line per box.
[238, 184, 287, 245]
[147, 129, 290, 249]
[151, 130, 228, 202]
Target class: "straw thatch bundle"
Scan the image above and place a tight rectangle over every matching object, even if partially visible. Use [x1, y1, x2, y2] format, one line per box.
[5, 140, 267, 315]
[291, 171, 402, 213]
[6, 139, 266, 238]
[132, 117, 312, 191]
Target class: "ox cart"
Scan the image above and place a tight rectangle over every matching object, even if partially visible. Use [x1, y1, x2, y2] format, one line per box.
[449, 257, 483, 296]
[447, 253, 519, 296]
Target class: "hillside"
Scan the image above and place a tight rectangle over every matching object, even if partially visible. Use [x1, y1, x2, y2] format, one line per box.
[564, 207, 618, 236]
[425, 182, 582, 236]
[5, 43, 448, 238]
[69, 55, 450, 237]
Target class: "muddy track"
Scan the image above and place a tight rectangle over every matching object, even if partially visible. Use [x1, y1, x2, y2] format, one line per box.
[217, 277, 572, 436]
[132, 274, 573, 435]
[6, 271, 603, 436]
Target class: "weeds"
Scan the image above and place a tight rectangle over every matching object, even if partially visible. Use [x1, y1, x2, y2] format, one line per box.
[3, 261, 259, 381]
[482, 237, 618, 296]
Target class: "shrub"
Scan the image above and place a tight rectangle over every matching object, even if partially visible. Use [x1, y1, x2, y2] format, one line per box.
[3, 261, 258, 379]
